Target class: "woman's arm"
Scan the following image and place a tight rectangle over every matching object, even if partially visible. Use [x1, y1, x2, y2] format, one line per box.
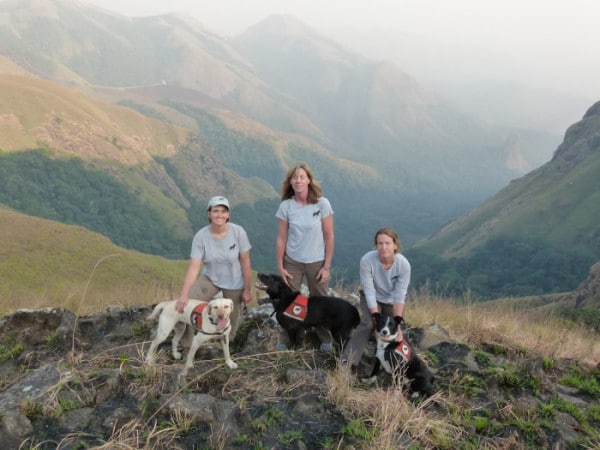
[321, 214, 334, 269]
[176, 258, 202, 312]
[276, 219, 292, 284]
[239, 251, 252, 303]
[317, 214, 334, 282]
[359, 255, 378, 310]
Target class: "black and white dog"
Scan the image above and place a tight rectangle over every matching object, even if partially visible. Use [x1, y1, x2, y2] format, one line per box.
[368, 314, 435, 398]
[256, 272, 360, 349]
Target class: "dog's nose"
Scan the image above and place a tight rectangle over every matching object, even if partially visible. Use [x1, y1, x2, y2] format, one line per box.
[381, 329, 389, 336]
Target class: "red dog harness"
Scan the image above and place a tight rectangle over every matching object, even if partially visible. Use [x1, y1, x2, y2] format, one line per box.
[283, 294, 309, 321]
[190, 303, 207, 330]
[393, 339, 412, 362]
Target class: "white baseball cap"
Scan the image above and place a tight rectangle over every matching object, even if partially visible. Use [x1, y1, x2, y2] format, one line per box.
[207, 196, 230, 210]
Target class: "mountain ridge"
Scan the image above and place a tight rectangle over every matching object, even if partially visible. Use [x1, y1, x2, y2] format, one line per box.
[408, 101, 600, 296]
[0, 0, 597, 295]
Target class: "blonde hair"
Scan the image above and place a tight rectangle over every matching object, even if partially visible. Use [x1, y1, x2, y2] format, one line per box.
[280, 162, 323, 204]
[373, 227, 401, 253]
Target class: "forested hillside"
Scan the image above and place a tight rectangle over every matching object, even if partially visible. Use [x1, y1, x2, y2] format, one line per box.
[408, 101, 600, 297]
[0, 0, 595, 295]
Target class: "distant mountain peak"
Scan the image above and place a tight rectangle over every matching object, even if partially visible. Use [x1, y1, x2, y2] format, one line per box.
[583, 100, 600, 120]
[245, 13, 318, 36]
[239, 13, 350, 55]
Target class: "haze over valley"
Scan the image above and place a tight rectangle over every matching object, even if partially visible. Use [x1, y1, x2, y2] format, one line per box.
[0, 0, 598, 298]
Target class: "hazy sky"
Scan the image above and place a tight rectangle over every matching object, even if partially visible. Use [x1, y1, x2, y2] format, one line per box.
[82, 0, 599, 100]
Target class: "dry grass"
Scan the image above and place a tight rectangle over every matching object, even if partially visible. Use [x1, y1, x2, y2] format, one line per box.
[317, 289, 600, 448]
[7, 275, 600, 449]
[407, 291, 600, 367]
[327, 364, 458, 448]
[324, 289, 600, 448]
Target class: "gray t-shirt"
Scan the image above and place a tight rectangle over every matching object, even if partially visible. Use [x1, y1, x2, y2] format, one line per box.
[359, 250, 411, 309]
[190, 223, 251, 290]
[275, 197, 333, 263]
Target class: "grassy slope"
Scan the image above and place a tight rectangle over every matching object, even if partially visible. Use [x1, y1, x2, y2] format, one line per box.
[0, 73, 281, 253]
[0, 74, 198, 244]
[0, 74, 189, 159]
[0, 208, 189, 314]
[0, 208, 267, 316]
[415, 155, 600, 260]
[406, 106, 600, 297]
[414, 104, 600, 260]
[0, 54, 29, 75]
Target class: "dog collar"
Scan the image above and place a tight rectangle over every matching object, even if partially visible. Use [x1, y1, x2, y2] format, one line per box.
[200, 324, 231, 336]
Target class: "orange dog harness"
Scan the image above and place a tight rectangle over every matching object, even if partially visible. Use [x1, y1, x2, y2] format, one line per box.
[283, 294, 309, 321]
[190, 303, 207, 330]
[393, 339, 412, 362]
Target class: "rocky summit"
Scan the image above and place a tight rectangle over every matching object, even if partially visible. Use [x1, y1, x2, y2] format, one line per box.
[0, 297, 598, 449]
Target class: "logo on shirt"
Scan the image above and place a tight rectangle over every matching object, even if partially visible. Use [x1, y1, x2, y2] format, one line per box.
[313, 210, 321, 217]
[392, 275, 400, 281]
[229, 244, 236, 250]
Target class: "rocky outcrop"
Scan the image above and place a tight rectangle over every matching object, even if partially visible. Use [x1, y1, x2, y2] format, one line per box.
[567, 261, 600, 308]
[0, 301, 598, 449]
[552, 100, 600, 172]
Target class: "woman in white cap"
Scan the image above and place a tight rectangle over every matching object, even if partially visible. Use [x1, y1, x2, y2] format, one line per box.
[175, 196, 252, 339]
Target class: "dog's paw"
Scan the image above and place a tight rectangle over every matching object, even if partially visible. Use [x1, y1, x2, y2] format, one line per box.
[173, 351, 182, 360]
[361, 376, 378, 386]
[226, 361, 238, 370]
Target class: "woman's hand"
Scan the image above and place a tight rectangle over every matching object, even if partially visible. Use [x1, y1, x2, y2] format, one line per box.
[175, 297, 188, 313]
[394, 316, 404, 342]
[317, 267, 330, 283]
[395, 327, 404, 342]
[279, 267, 293, 286]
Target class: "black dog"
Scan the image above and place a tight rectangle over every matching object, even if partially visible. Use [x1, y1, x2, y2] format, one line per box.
[368, 314, 435, 398]
[255, 272, 360, 349]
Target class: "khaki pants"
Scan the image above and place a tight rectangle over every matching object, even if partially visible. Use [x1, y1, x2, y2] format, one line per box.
[284, 254, 329, 296]
[278, 255, 332, 348]
[341, 291, 395, 366]
[189, 274, 244, 340]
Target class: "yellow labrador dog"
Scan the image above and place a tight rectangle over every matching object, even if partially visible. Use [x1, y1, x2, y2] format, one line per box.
[145, 298, 238, 372]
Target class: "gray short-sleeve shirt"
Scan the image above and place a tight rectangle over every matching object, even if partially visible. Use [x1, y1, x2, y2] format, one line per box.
[190, 223, 251, 290]
[275, 197, 333, 263]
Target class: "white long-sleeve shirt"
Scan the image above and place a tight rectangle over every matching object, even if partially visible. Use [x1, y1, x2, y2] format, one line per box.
[359, 250, 411, 309]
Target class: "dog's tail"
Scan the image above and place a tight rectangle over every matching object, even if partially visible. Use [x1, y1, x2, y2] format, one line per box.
[146, 303, 165, 321]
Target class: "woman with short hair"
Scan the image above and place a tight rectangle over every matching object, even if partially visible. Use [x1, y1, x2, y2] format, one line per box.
[175, 196, 252, 339]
